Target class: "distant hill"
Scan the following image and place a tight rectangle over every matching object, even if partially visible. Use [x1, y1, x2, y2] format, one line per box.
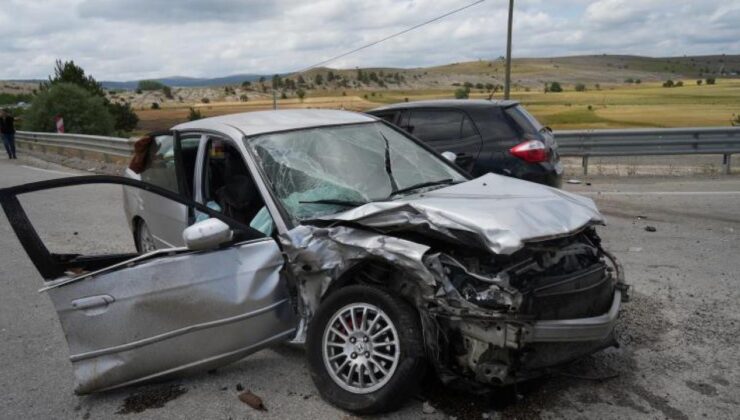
[100, 73, 269, 89]
[4, 54, 738, 92]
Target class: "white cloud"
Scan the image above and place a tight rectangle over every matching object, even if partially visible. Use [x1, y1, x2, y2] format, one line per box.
[1, 0, 737, 80]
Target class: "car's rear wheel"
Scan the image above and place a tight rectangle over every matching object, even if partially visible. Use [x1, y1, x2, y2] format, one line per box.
[135, 220, 157, 253]
[306, 285, 425, 414]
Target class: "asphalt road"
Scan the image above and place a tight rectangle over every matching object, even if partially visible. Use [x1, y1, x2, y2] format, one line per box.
[1, 157, 739, 420]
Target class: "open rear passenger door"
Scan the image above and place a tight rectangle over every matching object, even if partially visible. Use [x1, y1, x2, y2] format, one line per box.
[0, 176, 297, 394]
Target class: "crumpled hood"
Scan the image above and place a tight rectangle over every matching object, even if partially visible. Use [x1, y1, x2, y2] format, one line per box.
[315, 173, 604, 255]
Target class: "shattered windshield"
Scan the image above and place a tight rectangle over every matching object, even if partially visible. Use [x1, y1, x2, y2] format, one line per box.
[246, 122, 466, 221]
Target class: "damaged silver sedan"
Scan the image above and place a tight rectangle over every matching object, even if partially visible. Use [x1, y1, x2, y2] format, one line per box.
[0, 110, 628, 414]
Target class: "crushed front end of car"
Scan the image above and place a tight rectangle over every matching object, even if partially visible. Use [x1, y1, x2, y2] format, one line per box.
[281, 173, 629, 388]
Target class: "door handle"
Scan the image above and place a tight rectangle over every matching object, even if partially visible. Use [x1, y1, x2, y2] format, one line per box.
[72, 295, 115, 311]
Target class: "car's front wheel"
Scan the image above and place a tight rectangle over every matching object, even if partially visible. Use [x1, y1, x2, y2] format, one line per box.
[306, 285, 425, 414]
[135, 220, 157, 253]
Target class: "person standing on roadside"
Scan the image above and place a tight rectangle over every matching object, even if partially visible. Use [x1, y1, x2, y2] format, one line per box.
[0, 109, 17, 159]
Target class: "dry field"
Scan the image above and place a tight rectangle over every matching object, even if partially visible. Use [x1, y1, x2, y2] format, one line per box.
[135, 79, 740, 133]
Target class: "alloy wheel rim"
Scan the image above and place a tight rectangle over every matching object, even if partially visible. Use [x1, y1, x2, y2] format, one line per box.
[138, 223, 157, 253]
[322, 303, 400, 394]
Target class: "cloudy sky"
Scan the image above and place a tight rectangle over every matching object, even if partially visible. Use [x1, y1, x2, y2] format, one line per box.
[2, 0, 738, 81]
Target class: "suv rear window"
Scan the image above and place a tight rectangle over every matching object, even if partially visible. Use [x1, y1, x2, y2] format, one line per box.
[505, 105, 543, 135]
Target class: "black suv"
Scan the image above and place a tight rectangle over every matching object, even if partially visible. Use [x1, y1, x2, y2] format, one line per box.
[368, 100, 562, 187]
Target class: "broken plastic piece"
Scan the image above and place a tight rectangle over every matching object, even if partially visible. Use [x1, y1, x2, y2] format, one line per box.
[238, 390, 267, 411]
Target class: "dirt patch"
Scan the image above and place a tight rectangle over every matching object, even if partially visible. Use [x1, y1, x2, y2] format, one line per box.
[116, 384, 188, 414]
[709, 374, 730, 387]
[616, 292, 673, 350]
[682, 301, 740, 346]
[685, 380, 718, 397]
[625, 383, 689, 420]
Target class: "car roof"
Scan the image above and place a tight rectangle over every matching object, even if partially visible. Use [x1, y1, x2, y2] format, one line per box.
[173, 109, 377, 136]
[368, 99, 519, 113]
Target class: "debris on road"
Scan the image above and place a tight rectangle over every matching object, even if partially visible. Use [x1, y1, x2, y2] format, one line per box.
[645, 226, 657, 232]
[422, 401, 436, 414]
[567, 179, 583, 184]
[236, 383, 244, 391]
[239, 390, 267, 411]
[116, 384, 187, 414]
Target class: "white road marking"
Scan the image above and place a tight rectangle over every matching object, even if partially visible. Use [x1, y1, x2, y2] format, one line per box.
[580, 191, 740, 196]
[21, 165, 75, 176]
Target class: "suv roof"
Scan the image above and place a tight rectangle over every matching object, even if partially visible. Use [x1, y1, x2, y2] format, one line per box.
[369, 99, 520, 113]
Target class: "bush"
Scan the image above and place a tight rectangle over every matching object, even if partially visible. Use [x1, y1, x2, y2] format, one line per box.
[675, 81, 684, 87]
[549, 82, 563, 92]
[239, 94, 248, 102]
[25, 83, 114, 135]
[696, 80, 703, 85]
[587, 105, 593, 111]
[201, 97, 210, 104]
[624, 78, 634, 83]
[150, 102, 160, 110]
[706, 78, 716, 85]
[454, 87, 470, 99]
[42, 60, 136, 132]
[241, 81, 252, 88]
[0, 92, 33, 106]
[107, 101, 138, 132]
[296, 89, 306, 101]
[662, 80, 675, 88]
[635, 79, 641, 84]
[137, 80, 166, 91]
[162, 85, 173, 99]
[575, 83, 586, 92]
[732, 114, 740, 126]
[187, 107, 202, 121]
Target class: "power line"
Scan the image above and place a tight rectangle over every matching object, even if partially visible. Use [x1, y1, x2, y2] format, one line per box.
[296, 0, 486, 73]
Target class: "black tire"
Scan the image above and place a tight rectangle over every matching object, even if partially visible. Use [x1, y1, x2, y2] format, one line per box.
[134, 219, 156, 253]
[306, 284, 426, 414]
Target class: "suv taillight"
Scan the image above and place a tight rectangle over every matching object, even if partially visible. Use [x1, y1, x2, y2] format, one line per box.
[509, 140, 549, 163]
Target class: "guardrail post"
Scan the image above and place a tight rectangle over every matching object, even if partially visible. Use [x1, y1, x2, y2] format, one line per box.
[723, 154, 732, 175]
[582, 156, 589, 175]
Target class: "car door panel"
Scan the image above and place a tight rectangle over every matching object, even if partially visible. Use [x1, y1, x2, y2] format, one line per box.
[0, 175, 297, 394]
[50, 238, 294, 393]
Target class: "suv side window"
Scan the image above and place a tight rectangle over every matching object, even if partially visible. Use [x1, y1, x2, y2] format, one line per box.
[408, 110, 465, 142]
[141, 134, 178, 192]
[487, 108, 519, 139]
[461, 115, 477, 138]
[374, 112, 398, 125]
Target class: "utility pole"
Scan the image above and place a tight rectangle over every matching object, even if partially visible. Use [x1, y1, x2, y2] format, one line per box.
[504, 0, 514, 100]
[272, 90, 277, 110]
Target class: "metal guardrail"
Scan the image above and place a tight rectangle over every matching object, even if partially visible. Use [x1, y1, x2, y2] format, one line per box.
[555, 126, 740, 175]
[16, 131, 134, 163]
[16, 126, 740, 174]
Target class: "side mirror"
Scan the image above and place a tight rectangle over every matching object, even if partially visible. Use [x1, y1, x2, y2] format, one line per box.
[441, 151, 457, 163]
[182, 218, 233, 251]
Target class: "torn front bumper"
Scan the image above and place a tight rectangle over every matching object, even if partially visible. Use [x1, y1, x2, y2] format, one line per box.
[525, 289, 622, 343]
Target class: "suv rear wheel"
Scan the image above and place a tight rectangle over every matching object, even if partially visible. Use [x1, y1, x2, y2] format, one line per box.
[306, 285, 425, 414]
